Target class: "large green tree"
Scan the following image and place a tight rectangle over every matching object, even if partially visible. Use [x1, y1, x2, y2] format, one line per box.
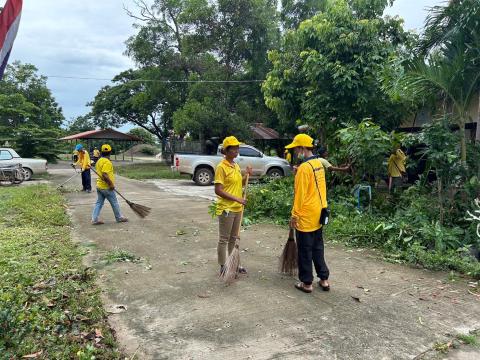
[91, 0, 279, 144]
[263, 0, 411, 140]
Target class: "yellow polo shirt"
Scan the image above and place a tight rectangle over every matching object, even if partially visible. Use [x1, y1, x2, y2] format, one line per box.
[292, 158, 327, 232]
[96, 157, 115, 190]
[214, 159, 243, 215]
[75, 150, 91, 171]
[387, 149, 406, 178]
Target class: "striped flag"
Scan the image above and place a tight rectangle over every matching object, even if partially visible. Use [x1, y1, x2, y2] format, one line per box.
[0, 0, 22, 80]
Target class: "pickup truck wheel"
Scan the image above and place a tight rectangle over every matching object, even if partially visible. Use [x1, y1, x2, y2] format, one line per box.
[267, 167, 283, 179]
[22, 168, 33, 181]
[194, 168, 213, 186]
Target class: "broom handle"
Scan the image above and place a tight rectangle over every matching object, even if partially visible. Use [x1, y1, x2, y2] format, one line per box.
[90, 167, 130, 203]
[236, 173, 249, 237]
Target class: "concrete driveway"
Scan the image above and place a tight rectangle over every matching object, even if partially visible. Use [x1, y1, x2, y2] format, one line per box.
[48, 168, 480, 359]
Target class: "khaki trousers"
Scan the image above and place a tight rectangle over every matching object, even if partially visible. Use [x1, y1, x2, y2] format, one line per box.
[217, 211, 242, 265]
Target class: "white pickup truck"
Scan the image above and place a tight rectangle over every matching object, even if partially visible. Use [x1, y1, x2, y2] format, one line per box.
[175, 144, 292, 185]
[0, 148, 48, 180]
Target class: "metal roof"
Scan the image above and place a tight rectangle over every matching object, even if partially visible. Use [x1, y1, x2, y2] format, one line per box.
[60, 129, 142, 141]
[250, 123, 280, 140]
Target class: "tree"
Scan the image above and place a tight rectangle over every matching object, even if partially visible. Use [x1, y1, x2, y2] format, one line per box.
[263, 0, 412, 140]
[65, 115, 96, 134]
[280, 0, 326, 30]
[128, 127, 156, 145]
[392, 0, 480, 163]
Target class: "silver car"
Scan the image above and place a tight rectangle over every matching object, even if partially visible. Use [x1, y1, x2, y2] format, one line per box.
[0, 148, 48, 181]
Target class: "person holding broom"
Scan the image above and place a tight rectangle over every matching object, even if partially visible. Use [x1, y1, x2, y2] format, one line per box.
[286, 134, 330, 293]
[91, 144, 128, 225]
[214, 136, 252, 275]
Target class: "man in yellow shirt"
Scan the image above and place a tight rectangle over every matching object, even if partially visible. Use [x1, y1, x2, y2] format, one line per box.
[287, 134, 330, 294]
[214, 136, 252, 274]
[387, 147, 406, 193]
[91, 144, 128, 225]
[73, 144, 92, 193]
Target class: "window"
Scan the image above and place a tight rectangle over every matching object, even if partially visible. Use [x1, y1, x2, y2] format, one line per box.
[0, 150, 13, 160]
[239, 147, 261, 157]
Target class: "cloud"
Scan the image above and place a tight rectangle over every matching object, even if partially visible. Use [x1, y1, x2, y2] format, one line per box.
[8, 0, 137, 121]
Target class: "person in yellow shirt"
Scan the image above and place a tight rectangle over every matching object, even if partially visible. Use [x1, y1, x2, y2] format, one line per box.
[287, 134, 330, 294]
[91, 144, 128, 225]
[387, 147, 407, 193]
[92, 147, 100, 165]
[214, 136, 252, 275]
[73, 144, 92, 193]
[284, 149, 292, 165]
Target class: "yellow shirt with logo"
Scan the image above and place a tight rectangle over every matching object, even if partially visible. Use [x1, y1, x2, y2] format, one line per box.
[292, 158, 328, 232]
[75, 150, 91, 171]
[214, 159, 243, 215]
[95, 157, 115, 190]
[387, 149, 406, 178]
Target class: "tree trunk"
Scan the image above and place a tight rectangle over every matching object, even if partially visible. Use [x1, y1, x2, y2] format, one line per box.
[459, 117, 467, 164]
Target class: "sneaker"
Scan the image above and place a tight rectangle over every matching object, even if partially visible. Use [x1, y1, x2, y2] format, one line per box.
[86, 190, 92, 193]
[91, 220, 104, 225]
[116, 217, 128, 223]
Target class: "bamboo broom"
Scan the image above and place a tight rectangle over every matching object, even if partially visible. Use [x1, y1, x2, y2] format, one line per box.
[278, 227, 298, 276]
[90, 167, 151, 218]
[220, 173, 249, 284]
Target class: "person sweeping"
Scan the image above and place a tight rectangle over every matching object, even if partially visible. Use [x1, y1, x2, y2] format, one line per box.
[286, 134, 330, 293]
[73, 144, 92, 193]
[91, 144, 128, 225]
[214, 136, 252, 275]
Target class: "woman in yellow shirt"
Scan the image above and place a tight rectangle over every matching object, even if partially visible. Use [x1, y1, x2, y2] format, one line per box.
[214, 136, 252, 275]
[287, 134, 330, 294]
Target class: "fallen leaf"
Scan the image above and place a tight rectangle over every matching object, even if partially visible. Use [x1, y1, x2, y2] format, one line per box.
[106, 304, 128, 314]
[418, 317, 424, 325]
[176, 230, 186, 236]
[197, 294, 210, 299]
[22, 351, 43, 358]
[351, 296, 361, 302]
[176, 271, 187, 274]
[418, 297, 428, 301]
[95, 329, 103, 338]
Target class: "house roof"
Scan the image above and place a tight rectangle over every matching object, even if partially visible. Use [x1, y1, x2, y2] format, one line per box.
[250, 123, 279, 140]
[60, 129, 142, 141]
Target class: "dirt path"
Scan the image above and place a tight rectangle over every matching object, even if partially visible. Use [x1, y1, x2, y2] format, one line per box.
[49, 167, 480, 359]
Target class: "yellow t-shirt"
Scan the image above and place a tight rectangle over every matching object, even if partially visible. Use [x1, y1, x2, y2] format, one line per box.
[387, 149, 406, 178]
[75, 150, 91, 171]
[96, 157, 115, 190]
[292, 158, 328, 232]
[93, 149, 100, 158]
[214, 159, 243, 215]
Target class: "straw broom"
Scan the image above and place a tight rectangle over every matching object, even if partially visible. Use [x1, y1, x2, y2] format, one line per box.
[278, 228, 298, 276]
[220, 173, 249, 284]
[90, 168, 151, 218]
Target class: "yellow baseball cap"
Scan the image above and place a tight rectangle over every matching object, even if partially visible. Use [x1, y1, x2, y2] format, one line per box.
[101, 144, 112, 152]
[222, 136, 242, 148]
[285, 134, 314, 149]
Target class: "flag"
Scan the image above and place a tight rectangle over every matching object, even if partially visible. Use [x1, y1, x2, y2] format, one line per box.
[0, 0, 22, 80]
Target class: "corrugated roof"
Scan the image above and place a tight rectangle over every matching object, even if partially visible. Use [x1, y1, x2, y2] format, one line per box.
[60, 129, 142, 141]
[250, 123, 279, 140]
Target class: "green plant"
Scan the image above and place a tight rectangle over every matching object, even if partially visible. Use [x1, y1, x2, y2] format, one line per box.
[139, 145, 158, 156]
[102, 249, 140, 264]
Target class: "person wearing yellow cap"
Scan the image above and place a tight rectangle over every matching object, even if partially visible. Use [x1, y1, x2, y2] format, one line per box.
[286, 134, 330, 293]
[284, 149, 292, 165]
[91, 144, 128, 225]
[214, 136, 252, 274]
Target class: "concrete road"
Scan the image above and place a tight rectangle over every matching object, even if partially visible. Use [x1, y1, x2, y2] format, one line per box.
[48, 168, 480, 359]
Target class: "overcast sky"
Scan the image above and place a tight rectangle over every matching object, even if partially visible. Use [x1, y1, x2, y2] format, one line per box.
[7, 0, 442, 129]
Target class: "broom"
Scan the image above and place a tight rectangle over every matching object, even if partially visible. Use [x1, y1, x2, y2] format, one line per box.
[220, 173, 249, 284]
[90, 167, 151, 218]
[278, 227, 298, 276]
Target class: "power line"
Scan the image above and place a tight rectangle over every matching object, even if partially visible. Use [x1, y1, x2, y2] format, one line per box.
[46, 75, 265, 83]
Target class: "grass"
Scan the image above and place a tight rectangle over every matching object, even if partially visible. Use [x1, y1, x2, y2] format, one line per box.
[116, 162, 190, 180]
[102, 249, 141, 264]
[0, 185, 121, 359]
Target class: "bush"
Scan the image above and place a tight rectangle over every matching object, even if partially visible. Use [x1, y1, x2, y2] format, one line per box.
[139, 145, 158, 156]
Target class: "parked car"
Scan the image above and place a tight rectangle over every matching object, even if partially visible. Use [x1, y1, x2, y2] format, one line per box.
[175, 144, 292, 185]
[0, 148, 48, 181]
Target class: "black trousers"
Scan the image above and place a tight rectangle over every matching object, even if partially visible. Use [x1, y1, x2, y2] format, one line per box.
[81, 169, 92, 191]
[296, 228, 329, 285]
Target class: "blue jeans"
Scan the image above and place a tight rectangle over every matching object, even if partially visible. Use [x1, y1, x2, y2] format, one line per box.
[92, 189, 122, 222]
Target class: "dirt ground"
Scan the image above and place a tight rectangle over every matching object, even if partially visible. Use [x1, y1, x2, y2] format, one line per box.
[48, 166, 480, 360]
